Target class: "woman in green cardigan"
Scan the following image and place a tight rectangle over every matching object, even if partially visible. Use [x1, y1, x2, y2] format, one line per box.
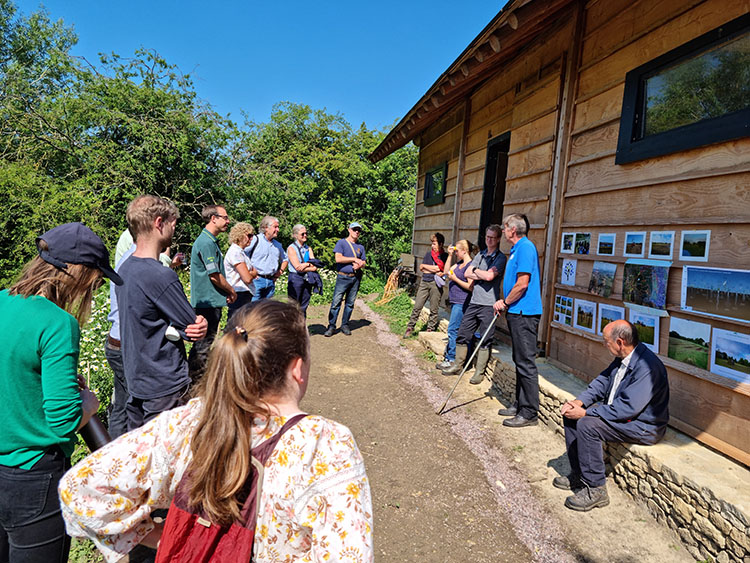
[0, 223, 121, 562]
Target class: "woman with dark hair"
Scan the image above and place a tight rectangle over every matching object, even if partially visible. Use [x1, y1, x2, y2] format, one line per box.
[404, 232, 448, 338]
[60, 300, 373, 562]
[0, 223, 120, 562]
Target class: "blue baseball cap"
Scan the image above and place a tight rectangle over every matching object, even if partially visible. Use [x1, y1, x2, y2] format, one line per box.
[348, 222, 363, 230]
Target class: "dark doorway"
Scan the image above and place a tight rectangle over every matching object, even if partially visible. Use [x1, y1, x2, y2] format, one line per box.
[478, 133, 510, 250]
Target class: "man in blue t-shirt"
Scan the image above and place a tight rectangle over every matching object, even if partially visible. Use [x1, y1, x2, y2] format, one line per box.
[325, 222, 366, 337]
[494, 213, 543, 428]
[116, 195, 208, 430]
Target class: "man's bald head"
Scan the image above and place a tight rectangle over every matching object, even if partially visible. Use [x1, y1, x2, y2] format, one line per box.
[604, 319, 640, 347]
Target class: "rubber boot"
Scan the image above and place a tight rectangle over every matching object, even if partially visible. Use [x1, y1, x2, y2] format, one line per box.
[469, 347, 491, 384]
[441, 344, 468, 375]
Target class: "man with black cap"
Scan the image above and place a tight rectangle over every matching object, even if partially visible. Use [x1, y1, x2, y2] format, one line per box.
[117, 195, 208, 430]
[325, 221, 366, 337]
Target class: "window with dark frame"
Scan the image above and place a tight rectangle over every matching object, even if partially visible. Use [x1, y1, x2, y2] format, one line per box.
[616, 13, 750, 165]
[424, 162, 447, 206]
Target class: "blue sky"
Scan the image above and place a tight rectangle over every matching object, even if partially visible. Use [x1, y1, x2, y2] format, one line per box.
[17, 1, 505, 131]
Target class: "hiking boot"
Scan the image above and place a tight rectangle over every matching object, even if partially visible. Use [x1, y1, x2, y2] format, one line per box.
[403, 328, 413, 339]
[341, 325, 351, 336]
[497, 405, 517, 417]
[469, 348, 491, 384]
[553, 474, 583, 491]
[324, 326, 335, 337]
[435, 360, 452, 370]
[441, 345, 467, 375]
[564, 484, 610, 511]
[502, 414, 538, 428]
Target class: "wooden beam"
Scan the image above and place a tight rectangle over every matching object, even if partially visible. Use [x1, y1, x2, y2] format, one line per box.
[488, 33, 502, 53]
[507, 11, 519, 30]
[453, 97, 472, 244]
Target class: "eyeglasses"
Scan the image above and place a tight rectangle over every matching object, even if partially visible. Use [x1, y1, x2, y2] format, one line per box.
[351, 228, 362, 233]
[213, 214, 229, 221]
[299, 232, 308, 237]
[485, 235, 499, 239]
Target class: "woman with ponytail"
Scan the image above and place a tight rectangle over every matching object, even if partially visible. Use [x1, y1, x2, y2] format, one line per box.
[59, 300, 373, 563]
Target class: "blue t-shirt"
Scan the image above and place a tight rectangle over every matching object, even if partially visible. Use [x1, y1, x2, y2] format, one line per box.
[503, 237, 543, 315]
[334, 239, 366, 274]
[116, 256, 198, 399]
[246, 235, 287, 276]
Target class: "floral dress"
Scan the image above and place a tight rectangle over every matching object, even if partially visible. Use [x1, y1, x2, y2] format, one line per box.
[59, 399, 373, 562]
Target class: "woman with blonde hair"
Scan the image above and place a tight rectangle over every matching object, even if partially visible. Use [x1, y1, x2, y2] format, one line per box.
[0, 223, 119, 562]
[436, 239, 475, 371]
[224, 221, 258, 318]
[60, 300, 374, 562]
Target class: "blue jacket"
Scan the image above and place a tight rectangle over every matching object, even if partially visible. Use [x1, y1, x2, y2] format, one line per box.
[578, 343, 669, 444]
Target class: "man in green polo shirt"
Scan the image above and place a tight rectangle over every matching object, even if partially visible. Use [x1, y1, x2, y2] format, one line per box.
[188, 204, 236, 380]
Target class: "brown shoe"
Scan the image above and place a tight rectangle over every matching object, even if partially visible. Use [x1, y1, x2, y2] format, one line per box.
[564, 485, 609, 511]
[553, 474, 583, 491]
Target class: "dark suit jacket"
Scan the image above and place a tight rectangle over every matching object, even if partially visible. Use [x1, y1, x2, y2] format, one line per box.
[577, 343, 669, 444]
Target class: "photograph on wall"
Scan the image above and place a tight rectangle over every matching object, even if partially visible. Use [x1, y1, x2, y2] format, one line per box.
[597, 233, 616, 256]
[623, 232, 646, 257]
[668, 317, 711, 370]
[554, 294, 574, 326]
[630, 311, 660, 353]
[711, 328, 750, 384]
[623, 259, 670, 310]
[681, 266, 750, 323]
[561, 232, 575, 254]
[598, 304, 625, 335]
[680, 230, 711, 262]
[561, 258, 577, 286]
[648, 231, 675, 260]
[588, 261, 617, 298]
[573, 299, 596, 333]
[574, 232, 591, 255]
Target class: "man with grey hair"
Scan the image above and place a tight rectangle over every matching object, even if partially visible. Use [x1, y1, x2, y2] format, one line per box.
[246, 215, 288, 301]
[556, 319, 669, 511]
[493, 213, 543, 428]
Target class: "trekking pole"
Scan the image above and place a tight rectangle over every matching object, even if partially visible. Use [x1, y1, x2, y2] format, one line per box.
[436, 312, 500, 415]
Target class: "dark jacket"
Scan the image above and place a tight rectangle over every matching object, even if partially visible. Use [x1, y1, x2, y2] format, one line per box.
[304, 258, 324, 295]
[577, 343, 669, 444]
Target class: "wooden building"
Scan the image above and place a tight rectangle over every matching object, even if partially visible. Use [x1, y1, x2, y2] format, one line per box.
[370, 0, 750, 465]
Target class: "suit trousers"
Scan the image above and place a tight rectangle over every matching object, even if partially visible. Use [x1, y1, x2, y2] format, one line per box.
[406, 279, 442, 331]
[564, 415, 640, 487]
[506, 313, 541, 419]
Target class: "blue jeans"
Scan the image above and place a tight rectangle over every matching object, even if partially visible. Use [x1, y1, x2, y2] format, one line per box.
[252, 277, 276, 301]
[328, 274, 360, 329]
[444, 303, 467, 361]
[0, 447, 71, 563]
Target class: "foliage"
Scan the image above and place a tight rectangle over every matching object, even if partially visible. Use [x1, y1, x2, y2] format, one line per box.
[0, 1, 417, 287]
[370, 290, 415, 334]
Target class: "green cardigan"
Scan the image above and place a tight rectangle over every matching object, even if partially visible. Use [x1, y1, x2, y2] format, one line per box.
[0, 290, 83, 469]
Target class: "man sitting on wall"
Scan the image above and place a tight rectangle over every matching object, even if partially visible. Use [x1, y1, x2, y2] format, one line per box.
[557, 319, 669, 511]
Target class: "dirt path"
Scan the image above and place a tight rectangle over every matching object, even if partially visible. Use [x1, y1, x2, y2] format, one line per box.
[302, 299, 690, 563]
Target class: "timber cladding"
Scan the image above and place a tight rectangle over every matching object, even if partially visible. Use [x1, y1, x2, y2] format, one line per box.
[407, 0, 750, 465]
[549, 0, 750, 464]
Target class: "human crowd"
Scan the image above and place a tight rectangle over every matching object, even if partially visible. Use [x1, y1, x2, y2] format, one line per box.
[0, 194, 373, 562]
[0, 198, 670, 562]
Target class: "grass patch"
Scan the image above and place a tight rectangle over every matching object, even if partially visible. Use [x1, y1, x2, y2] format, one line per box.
[370, 290, 414, 334]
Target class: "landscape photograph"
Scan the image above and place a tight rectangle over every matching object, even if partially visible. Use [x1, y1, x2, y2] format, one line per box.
[624, 232, 646, 257]
[574, 299, 596, 332]
[588, 261, 617, 297]
[682, 266, 750, 322]
[649, 231, 674, 259]
[597, 233, 616, 256]
[711, 328, 750, 384]
[623, 262, 670, 309]
[598, 304, 625, 334]
[630, 311, 660, 353]
[680, 230, 711, 261]
[668, 317, 711, 370]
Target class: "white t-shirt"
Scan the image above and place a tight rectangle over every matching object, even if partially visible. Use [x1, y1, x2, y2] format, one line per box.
[223, 243, 253, 293]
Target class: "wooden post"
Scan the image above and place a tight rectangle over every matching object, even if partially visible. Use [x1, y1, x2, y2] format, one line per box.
[452, 97, 472, 244]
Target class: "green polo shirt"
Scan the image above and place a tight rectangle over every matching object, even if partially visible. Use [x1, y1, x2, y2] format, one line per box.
[190, 228, 227, 308]
[0, 290, 83, 468]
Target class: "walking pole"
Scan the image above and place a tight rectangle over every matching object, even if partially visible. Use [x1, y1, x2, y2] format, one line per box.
[436, 312, 499, 415]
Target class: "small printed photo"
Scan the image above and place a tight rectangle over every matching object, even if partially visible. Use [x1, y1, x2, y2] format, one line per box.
[711, 328, 750, 384]
[623, 261, 670, 310]
[575, 233, 591, 255]
[561, 258, 577, 286]
[680, 230, 711, 262]
[668, 317, 711, 371]
[561, 232, 575, 254]
[597, 233, 616, 256]
[554, 294, 574, 326]
[630, 311, 660, 353]
[588, 261, 617, 298]
[573, 299, 596, 333]
[624, 232, 646, 257]
[648, 231, 675, 260]
[598, 304, 625, 335]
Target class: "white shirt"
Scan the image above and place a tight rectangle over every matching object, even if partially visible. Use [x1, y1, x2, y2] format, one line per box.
[607, 349, 635, 405]
[223, 243, 253, 293]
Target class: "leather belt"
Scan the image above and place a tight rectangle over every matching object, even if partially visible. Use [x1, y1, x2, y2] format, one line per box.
[107, 335, 121, 349]
[258, 274, 276, 280]
[337, 272, 357, 277]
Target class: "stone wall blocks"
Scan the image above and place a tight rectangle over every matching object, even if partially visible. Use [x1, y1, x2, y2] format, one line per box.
[672, 497, 695, 525]
[678, 526, 696, 546]
[693, 515, 726, 549]
[647, 475, 659, 490]
[730, 528, 750, 553]
[638, 480, 653, 499]
[709, 511, 733, 536]
[656, 483, 674, 501]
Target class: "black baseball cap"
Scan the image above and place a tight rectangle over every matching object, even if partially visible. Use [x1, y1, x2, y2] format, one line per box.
[36, 223, 123, 285]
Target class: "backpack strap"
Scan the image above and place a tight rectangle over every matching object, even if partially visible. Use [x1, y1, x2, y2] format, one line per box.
[241, 413, 308, 525]
[245, 237, 260, 261]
